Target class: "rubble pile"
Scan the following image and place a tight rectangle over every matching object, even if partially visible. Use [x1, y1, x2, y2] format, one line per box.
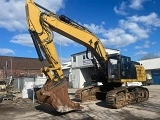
[0, 88, 35, 110]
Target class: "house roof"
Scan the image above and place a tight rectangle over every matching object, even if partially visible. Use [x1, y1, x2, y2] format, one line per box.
[62, 61, 71, 70]
[138, 58, 160, 70]
[71, 48, 120, 56]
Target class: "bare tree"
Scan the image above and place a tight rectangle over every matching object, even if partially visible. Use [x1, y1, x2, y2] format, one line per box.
[139, 53, 160, 60]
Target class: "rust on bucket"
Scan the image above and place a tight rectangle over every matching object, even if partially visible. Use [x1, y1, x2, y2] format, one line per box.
[36, 79, 83, 112]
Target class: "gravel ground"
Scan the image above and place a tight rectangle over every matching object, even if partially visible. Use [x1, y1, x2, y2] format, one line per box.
[0, 85, 160, 120]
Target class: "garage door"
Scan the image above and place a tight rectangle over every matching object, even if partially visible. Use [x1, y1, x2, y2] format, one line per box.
[152, 70, 160, 85]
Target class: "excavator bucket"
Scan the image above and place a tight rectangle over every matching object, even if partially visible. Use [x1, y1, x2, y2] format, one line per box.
[36, 79, 83, 112]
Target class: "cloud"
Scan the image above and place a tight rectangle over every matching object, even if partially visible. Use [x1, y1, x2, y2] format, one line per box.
[34, 0, 64, 12]
[129, 0, 147, 10]
[83, 23, 136, 47]
[83, 12, 159, 48]
[101, 28, 136, 47]
[143, 40, 150, 48]
[114, 0, 149, 16]
[59, 57, 71, 63]
[119, 20, 149, 39]
[134, 50, 148, 56]
[10, 32, 75, 47]
[10, 34, 33, 47]
[0, 0, 64, 31]
[135, 46, 142, 49]
[54, 32, 74, 46]
[134, 40, 156, 50]
[0, 0, 26, 31]
[83, 21, 148, 48]
[0, 48, 15, 55]
[156, 52, 160, 57]
[83, 12, 160, 49]
[128, 13, 160, 27]
[114, 2, 127, 16]
[151, 42, 156, 45]
[122, 49, 128, 52]
[4, 0, 159, 50]
[83, 23, 106, 34]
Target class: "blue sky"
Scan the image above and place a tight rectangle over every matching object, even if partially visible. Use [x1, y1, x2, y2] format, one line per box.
[0, 0, 160, 63]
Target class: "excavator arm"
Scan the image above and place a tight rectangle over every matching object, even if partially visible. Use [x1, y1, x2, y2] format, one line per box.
[25, 0, 109, 112]
[26, 0, 85, 112]
[26, 1, 63, 81]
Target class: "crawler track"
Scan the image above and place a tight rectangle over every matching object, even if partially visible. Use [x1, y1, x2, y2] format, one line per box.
[75, 86, 100, 102]
[75, 86, 149, 109]
[106, 86, 149, 108]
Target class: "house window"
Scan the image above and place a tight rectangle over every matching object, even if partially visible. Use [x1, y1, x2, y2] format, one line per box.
[73, 56, 76, 62]
[83, 55, 85, 59]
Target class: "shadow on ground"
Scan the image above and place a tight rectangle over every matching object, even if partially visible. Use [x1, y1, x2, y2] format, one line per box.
[35, 104, 82, 116]
[35, 104, 95, 120]
[95, 100, 114, 109]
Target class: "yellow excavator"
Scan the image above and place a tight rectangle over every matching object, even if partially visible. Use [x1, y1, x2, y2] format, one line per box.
[25, 0, 149, 112]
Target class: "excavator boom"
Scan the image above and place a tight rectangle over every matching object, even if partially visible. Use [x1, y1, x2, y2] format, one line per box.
[25, 0, 82, 112]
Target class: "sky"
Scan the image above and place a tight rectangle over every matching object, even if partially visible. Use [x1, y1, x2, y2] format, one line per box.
[0, 0, 160, 63]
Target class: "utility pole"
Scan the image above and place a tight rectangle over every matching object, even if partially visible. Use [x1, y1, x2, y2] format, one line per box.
[5, 61, 8, 78]
[3, 67, 5, 80]
[10, 59, 12, 77]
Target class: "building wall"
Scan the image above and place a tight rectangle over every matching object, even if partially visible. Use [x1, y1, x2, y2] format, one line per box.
[151, 70, 160, 85]
[0, 56, 48, 80]
[79, 68, 94, 88]
[138, 58, 160, 85]
[71, 48, 120, 69]
[63, 69, 70, 84]
[70, 67, 95, 88]
[140, 69, 160, 85]
[70, 69, 80, 88]
[72, 51, 93, 69]
[70, 48, 120, 88]
[0, 68, 42, 80]
[63, 69, 70, 77]
[0, 70, 5, 79]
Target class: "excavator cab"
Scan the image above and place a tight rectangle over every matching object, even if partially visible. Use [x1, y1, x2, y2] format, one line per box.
[108, 55, 137, 80]
[107, 54, 145, 83]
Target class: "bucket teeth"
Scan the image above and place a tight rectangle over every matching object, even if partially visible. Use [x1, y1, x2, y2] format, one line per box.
[36, 79, 83, 112]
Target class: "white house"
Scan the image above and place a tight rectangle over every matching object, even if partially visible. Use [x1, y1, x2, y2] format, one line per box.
[70, 48, 120, 88]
